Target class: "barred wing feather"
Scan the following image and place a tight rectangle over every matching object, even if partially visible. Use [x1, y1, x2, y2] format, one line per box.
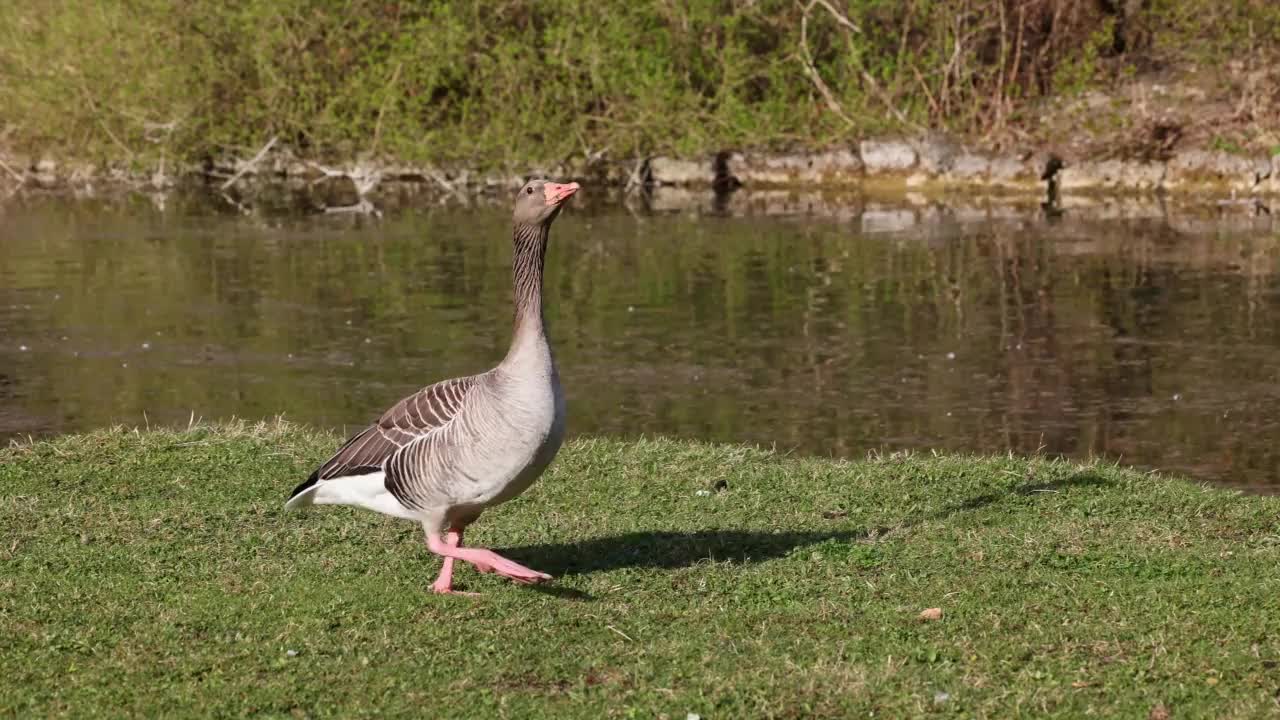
[288, 375, 479, 499]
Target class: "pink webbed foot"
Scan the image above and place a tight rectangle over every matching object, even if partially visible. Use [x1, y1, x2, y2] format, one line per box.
[425, 533, 551, 586]
[469, 552, 551, 585]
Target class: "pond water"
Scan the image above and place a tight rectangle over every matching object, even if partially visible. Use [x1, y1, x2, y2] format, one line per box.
[2, 193, 1278, 492]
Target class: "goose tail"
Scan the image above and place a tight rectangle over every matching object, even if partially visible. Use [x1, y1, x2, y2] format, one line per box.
[284, 472, 320, 510]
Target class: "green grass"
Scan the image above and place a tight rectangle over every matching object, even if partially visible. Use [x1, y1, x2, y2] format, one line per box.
[2, 422, 1279, 717]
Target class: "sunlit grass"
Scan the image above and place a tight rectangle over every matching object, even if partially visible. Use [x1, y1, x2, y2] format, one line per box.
[2, 421, 1278, 717]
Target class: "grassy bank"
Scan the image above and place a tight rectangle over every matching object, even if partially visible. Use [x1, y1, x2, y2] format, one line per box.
[2, 423, 1279, 717]
[2, 1, 1279, 175]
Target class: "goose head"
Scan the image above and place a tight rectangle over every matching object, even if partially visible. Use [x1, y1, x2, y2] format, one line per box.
[513, 179, 580, 227]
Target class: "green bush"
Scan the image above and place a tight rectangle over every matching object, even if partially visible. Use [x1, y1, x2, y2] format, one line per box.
[1, 1, 1277, 170]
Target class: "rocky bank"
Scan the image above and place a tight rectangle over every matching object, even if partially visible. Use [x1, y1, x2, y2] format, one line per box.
[2, 135, 1279, 217]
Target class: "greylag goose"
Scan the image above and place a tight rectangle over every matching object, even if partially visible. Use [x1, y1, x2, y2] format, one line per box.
[285, 179, 579, 593]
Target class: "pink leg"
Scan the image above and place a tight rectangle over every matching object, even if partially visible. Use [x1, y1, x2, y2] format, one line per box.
[438, 527, 494, 574]
[428, 530, 464, 594]
[425, 533, 551, 585]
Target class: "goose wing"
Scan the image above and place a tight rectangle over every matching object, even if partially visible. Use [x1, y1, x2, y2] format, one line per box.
[289, 375, 479, 497]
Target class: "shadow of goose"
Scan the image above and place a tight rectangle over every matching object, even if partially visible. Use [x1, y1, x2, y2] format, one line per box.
[494, 471, 1116, 589]
[501, 470, 1116, 580]
[499, 528, 882, 577]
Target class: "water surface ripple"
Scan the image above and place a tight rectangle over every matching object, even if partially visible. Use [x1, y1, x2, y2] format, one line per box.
[2, 196, 1277, 492]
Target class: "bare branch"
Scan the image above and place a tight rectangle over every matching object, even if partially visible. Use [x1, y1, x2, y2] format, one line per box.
[308, 161, 383, 196]
[0, 156, 25, 184]
[797, 0, 922, 132]
[307, 161, 386, 214]
[143, 119, 180, 145]
[75, 79, 136, 160]
[325, 199, 382, 217]
[424, 167, 468, 204]
[219, 191, 252, 215]
[810, 0, 860, 33]
[624, 157, 647, 195]
[371, 62, 403, 156]
[798, 3, 856, 127]
[220, 135, 279, 190]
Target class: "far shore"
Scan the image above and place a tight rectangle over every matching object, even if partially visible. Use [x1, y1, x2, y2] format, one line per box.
[3, 135, 1278, 219]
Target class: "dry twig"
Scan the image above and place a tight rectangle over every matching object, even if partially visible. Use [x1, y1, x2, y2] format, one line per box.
[325, 199, 382, 217]
[220, 135, 279, 190]
[219, 191, 252, 215]
[0, 156, 25, 184]
[307, 161, 386, 215]
[797, 0, 922, 131]
[308, 161, 383, 196]
[424, 167, 468, 203]
[623, 157, 647, 194]
[371, 62, 403, 155]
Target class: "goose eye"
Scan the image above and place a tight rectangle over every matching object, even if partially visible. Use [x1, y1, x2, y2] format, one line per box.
[525, 187, 533, 195]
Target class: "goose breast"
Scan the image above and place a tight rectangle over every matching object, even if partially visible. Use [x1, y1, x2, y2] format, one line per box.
[388, 366, 564, 518]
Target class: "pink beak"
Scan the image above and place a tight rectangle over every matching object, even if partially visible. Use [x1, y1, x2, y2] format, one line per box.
[543, 181, 580, 206]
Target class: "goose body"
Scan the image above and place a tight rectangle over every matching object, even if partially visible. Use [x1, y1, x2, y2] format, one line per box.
[285, 179, 579, 592]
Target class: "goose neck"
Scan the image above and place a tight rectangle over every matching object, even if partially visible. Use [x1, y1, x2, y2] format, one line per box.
[507, 222, 551, 358]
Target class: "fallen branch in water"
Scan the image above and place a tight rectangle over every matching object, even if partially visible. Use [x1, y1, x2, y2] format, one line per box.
[325, 199, 382, 217]
[142, 119, 179, 190]
[307, 161, 383, 196]
[220, 135, 279, 190]
[307, 161, 385, 215]
[219, 191, 252, 215]
[0, 156, 24, 184]
[623, 157, 647, 194]
[425, 167, 468, 204]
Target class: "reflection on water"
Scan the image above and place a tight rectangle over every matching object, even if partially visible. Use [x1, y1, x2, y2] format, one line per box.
[1, 194, 1278, 492]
